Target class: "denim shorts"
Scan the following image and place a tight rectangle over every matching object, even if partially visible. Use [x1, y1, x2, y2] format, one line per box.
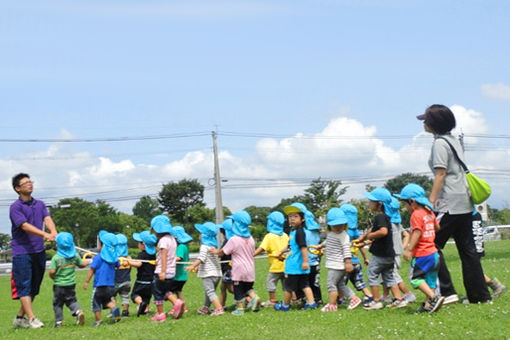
[11, 251, 46, 299]
[367, 255, 396, 287]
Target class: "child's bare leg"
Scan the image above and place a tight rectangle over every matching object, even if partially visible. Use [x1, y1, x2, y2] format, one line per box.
[362, 287, 373, 297]
[302, 287, 315, 304]
[382, 285, 390, 298]
[328, 290, 339, 305]
[269, 291, 276, 301]
[177, 292, 186, 309]
[133, 296, 142, 305]
[283, 291, 292, 305]
[398, 281, 410, 295]
[418, 283, 435, 300]
[371, 286, 380, 301]
[220, 283, 227, 306]
[94, 311, 102, 322]
[389, 285, 403, 300]
[211, 298, 223, 310]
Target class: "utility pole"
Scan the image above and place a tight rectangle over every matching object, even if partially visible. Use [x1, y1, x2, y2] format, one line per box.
[212, 130, 224, 223]
[459, 131, 465, 152]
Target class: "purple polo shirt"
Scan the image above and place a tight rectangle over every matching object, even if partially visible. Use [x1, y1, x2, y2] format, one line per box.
[10, 197, 50, 256]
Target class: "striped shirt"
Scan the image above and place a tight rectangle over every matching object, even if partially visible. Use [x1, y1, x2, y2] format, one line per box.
[324, 231, 352, 270]
[197, 244, 222, 278]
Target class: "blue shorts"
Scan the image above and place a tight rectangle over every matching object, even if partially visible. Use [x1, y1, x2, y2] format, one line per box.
[410, 252, 439, 289]
[11, 251, 47, 299]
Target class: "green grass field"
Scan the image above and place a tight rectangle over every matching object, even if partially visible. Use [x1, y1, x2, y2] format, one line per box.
[2, 241, 509, 339]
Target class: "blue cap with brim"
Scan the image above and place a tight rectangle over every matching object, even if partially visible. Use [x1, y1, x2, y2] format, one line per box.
[133, 230, 157, 255]
[116, 233, 129, 257]
[173, 226, 193, 244]
[228, 210, 252, 238]
[220, 219, 234, 240]
[364, 188, 393, 217]
[304, 210, 320, 231]
[389, 197, 402, 224]
[195, 222, 219, 247]
[283, 202, 308, 215]
[327, 207, 348, 226]
[394, 183, 434, 210]
[340, 204, 358, 230]
[56, 232, 76, 259]
[267, 211, 284, 236]
[99, 231, 118, 264]
[151, 215, 172, 234]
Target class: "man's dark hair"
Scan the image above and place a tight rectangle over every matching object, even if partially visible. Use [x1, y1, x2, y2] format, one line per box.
[12, 173, 30, 192]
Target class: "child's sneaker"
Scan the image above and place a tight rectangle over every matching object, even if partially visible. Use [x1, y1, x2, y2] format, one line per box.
[363, 300, 384, 310]
[151, 312, 166, 322]
[92, 321, 104, 327]
[404, 292, 417, 303]
[197, 306, 210, 315]
[13, 316, 30, 329]
[261, 300, 276, 308]
[251, 296, 261, 312]
[303, 302, 318, 310]
[443, 294, 459, 305]
[231, 308, 245, 316]
[210, 308, 225, 316]
[348, 296, 362, 310]
[121, 310, 129, 317]
[386, 298, 408, 309]
[274, 302, 290, 311]
[137, 302, 148, 317]
[491, 278, 506, 297]
[172, 299, 184, 319]
[381, 295, 393, 304]
[361, 295, 373, 304]
[28, 317, 44, 329]
[76, 310, 85, 326]
[320, 303, 338, 312]
[111, 307, 121, 323]
[54, 321, 63, 328]
[427, 296, 445, 313]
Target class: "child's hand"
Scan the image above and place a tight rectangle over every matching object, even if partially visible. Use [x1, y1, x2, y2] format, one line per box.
[185, 265, 195, 272]
[83, 281, 89, 290]
[403, 249, 412, 262]
[158, 272, 165, 281]
[302, 262, 309, 271]
[364, 258, 369, 266]
[345, 262, 354, 273]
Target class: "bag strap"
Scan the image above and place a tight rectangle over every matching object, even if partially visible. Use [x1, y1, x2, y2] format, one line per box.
[436, 136, 470, 174]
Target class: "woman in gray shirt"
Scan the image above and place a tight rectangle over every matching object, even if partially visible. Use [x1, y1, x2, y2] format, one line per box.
[418, 104, 490, 304]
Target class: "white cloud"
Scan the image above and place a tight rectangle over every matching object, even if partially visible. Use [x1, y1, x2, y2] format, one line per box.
[481, 83, 510, 101]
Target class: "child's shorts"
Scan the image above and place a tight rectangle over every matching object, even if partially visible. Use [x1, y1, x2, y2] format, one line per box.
[113, 281, 131, 305]
[233, 281, 254, 302]
[266, 272, 284, 292]
[152, 275, 176, 302]
[345, 262, 367, 291]
[169, 280, 186, 293]
[283, 274, 309, 293]
[92, 286, 115, 312]
[131, 281, 152, 303]
[410, 252, 439, 289]
[327, 269, 353, 299]
[367, 255, 396, 287]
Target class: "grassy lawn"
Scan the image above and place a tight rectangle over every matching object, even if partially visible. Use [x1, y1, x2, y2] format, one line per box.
[1, 240, 509, 339]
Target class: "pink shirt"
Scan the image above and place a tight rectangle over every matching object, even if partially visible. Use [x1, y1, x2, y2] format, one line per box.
[222, 235, 255, 282]
[155, 235, 177, 278]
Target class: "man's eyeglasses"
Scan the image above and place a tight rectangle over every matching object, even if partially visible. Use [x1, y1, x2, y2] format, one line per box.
[18, 180, 34, 187]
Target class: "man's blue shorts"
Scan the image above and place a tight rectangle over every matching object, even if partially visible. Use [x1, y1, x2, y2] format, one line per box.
[11, 251, 47, 299]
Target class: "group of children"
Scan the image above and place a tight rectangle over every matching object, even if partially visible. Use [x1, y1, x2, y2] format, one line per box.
[46, 182, 503, 327]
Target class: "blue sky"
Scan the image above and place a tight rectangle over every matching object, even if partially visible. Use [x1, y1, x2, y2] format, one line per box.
[1, 0, 510, 233]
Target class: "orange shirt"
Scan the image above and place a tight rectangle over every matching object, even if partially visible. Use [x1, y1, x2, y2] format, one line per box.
[410, 208, 438, 257]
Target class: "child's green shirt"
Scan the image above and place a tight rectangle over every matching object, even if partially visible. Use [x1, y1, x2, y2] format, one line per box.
[49, 254, 83, 286]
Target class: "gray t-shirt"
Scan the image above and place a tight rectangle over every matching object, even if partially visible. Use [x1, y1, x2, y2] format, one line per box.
[391, 223, 404, 255]
[428, 134, 473, 214]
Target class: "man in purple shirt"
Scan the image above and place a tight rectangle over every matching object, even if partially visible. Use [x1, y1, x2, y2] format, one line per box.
[10, 173, 57, 329]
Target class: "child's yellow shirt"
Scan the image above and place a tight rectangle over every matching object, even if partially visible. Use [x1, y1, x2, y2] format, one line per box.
[259, 232, 289, 273]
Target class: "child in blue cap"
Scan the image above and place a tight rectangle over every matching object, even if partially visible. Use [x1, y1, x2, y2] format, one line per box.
[254, 211, 289, 307]
[49, 232, 88, 327]
[150, 215, 184, 321]
[128, 230, 157, 317]
[186, 222, 224, 316]
[113, 233, 131, 317]
[396, 183, 444, 312]
[83, 230, 121, 326]
[318, 207, 361, 311]
[168, 226, 192, 315]
[356, 188, 407, 310]
[340, 204, 373, 304]
[219, 219, 235, 308]
[275, 203, 317, 311]
[303, 210, 323, 305]
[212, 211, 262, 315]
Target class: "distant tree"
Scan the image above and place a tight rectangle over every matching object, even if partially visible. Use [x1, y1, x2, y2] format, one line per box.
[244, 206, 272, 227]
[272, 195, 306, 213]
[349, 199, 373, 233]
[384, 172, 433, 196]
[488, 207, 510, 225]
[303, 178, 348, 217]
[133, 195, 162, 224]
[0, 233, 11, 249]
[118, 213, 148, 247]
[158, 179, 205, 223]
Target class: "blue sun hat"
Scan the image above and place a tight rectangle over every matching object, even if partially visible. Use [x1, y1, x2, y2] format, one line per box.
[389, 197, 402, 224]
[99, 230, 119, 264]
[304, 210, 320, 231]
[229, 210, 252, 238]
[340, 204, 358, 230]
[173, 226, 193, 244]
[267, 211, 285, 236]
[283, 202, 308, 215]
[364, 187, 393, 217]
[326, 207, 348, 226]
[195, 222, 219, 247]
[220, 218, 234, 240]
[133, 230, 157, 255]
[55, 232, 76, 259]
[394, 183, 434, 210]
[116, 233, 129, 257]
[151, 214, 172, 234]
